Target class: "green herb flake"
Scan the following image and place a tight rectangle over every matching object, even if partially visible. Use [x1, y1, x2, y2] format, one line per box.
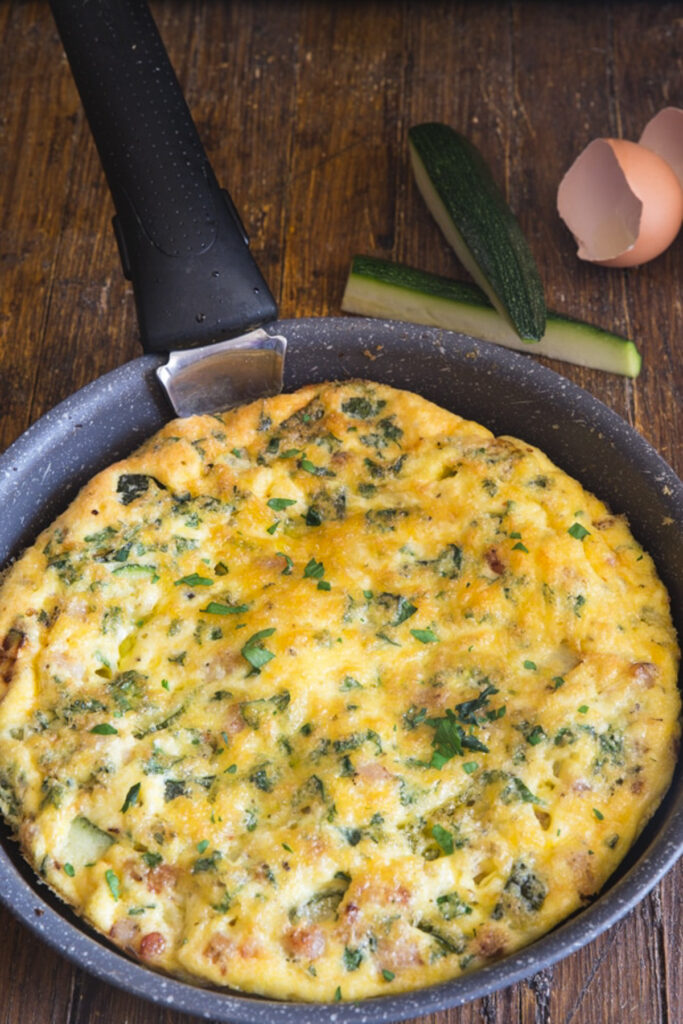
[266, 522, 279, 535]
[462, 761, 479, 774]
[241, 628, 277, 674]
[305, 506, 323, 527]
[303, 558, 325, 580]
[142, 852, 162, 868]
[105, 869, 120, 901]
[277, 552, 294, 575]
[317, 580, 332, 591]
[431, 824, 454, 855]
[121, 782, 141, 813]
[341, 396, 386, 419]
[552, 676, 565, 689]
[197, 839, 210, 854]
[568, 522, 591, 541]
[593, 807, 604, 821]
[343, 946, 363, 972]
[201, 601, 250, 616]
[382, 969, 395, 982]
[174, 573, 213, 587]
[392, 596, 418, 626]
[334, 986, 342, 1002]
[90, 723, 118, 735]
[64, 863, 75, 877]
[512, 541, 529, 552]
[578, 704, 589, 714]
[214, 561, 229, 576]
[410, 627, 438, 644]
[523, 660, 537, 671]
[527, 725, 545, 746]
[267, 497, 297, 511]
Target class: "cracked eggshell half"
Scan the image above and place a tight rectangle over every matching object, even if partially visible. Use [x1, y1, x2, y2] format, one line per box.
[639, 106, 683, 190]
[557, 136, 683, 268]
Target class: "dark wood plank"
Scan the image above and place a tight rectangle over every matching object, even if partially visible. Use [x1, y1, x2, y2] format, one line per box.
[0, 905, 75, 1024]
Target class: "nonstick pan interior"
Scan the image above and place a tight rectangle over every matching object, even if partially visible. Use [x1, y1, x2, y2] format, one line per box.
[0, 316, 681, 1022]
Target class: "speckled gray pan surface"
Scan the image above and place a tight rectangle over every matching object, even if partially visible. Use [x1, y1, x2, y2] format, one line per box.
[0, 316, 681, 1023]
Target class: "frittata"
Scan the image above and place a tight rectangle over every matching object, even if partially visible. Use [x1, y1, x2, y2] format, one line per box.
[0, 379, 679, 1001]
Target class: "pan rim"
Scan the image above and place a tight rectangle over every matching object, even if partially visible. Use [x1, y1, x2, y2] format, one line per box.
[0, 314, 680, 1021]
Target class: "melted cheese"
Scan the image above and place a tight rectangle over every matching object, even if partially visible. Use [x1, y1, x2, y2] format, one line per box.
[0, 380, 679, 1000]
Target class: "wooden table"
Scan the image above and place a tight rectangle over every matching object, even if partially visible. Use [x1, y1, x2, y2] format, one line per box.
[1, 2, 681, 1022]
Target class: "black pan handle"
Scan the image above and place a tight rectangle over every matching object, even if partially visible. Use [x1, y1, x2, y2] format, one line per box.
[49, 0, 277, 353]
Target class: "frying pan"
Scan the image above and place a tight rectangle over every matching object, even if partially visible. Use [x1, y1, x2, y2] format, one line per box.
[0, 1, 681, 1021]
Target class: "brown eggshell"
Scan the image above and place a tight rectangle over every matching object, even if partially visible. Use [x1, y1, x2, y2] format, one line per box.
[557, 137, 683, 268]
[639, 106, 683, 190]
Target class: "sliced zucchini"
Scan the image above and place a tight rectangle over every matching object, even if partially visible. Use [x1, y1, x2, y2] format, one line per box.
[341, 256, 641, 377]
[408, 123, 546, 342]
[62, 814, 115, 869]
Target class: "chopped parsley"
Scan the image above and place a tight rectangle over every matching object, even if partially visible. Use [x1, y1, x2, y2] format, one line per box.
[410, 627, 438, 644]
[303, 558, 325, 580]
[431, 824, 454, 855]
[174, 573, 213, 587]
[267, 497, 297, 511]
[201, 601, 250, 616]
[121, 782, 141, 812]
[105, 869, 120, 901]
[568, 522, 591, 540]
[277, 552, 294, 575]
[90, 723, 118, 735]
[343, 946, 363, 971]
[241, 628, 277, 674]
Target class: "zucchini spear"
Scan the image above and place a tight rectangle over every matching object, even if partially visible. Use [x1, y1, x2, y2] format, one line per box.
[341, 256, 641, 378]
[408, 123, 546, 342]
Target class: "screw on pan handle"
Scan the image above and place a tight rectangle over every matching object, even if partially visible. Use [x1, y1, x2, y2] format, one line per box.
[49, 0, 277, 353]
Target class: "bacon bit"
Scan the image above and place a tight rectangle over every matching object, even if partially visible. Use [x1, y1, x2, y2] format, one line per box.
[630, 662, 658, 687]
[475, 925, 507, 959]
[203, 934, 236, 974]
[485, 547, 506, 575]
[202, 649, 243, 683]
[331, 450, 351, 466]
[568, 851, 597, 900]
[238, 936, 264, 959]
[147, 864, 178, 894]
[109, 918, 139, 947]
[223, 704, 246, 736]
[630, 778, 646, 795]
[283, 925, 327, 961]
[258, 554, 292, 573]
[123, 857, 145, 883]
[139, 931, 166, 959]
[344, 902, 360, 924]
[593, 517, 616, 530]
[356, 761, 394, 782]
[0, 627, 26, 684]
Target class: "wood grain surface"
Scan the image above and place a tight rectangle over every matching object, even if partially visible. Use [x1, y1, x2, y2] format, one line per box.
[0, 2, 681, 1023]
